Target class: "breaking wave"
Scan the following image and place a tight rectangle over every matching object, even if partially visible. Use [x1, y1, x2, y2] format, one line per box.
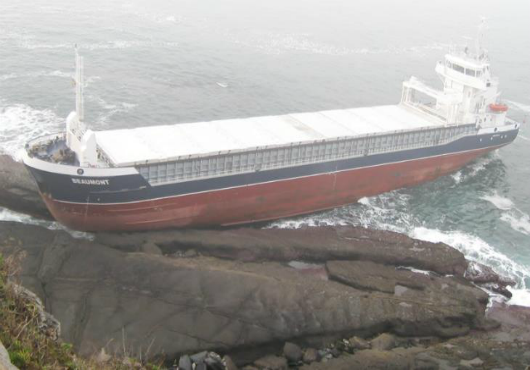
[500, 213, 530, 236]
[0, 207, 93, 240]
[410, 227, 530, 307]
[0, 104, 64, 159]
[481, 191, 530, 236]
[270, 187, 530, 306]
[480, 191, 514, 211]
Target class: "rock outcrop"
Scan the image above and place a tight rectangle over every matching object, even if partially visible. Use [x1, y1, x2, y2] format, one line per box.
[0, 221, 493, 365]
[0, 155, 51, 219]
[96, 226, 469, 276]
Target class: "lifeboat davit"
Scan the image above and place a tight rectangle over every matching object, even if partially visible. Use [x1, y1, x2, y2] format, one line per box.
[489, 103, 509, 113]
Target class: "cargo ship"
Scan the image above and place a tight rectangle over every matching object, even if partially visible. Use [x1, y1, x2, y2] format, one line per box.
[23, 35, 520, 231]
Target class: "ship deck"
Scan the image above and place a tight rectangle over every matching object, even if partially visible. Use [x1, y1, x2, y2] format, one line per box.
[96, 104, 447, 167]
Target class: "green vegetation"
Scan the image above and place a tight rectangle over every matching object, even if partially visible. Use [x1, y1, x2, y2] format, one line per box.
[0, 252, 164, 370]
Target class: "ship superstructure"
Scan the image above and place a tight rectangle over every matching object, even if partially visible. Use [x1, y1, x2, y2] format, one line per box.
[23, 30, 520, 231]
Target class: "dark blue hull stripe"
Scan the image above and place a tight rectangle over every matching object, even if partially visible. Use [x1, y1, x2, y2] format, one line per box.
[26, 130, 518, 204]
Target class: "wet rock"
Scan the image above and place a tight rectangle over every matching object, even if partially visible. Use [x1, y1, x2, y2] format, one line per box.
[282, 342, 302, 363]
[0, 222, 490, 362]
[413, 352, 440, 370]
[302, 348, 319, 364]
[178, 355, 192, 370]
[204, 352, 224, 370]
[190, 351, 208, 364]
[253, 355, 288, 370]
[300, 347, 424, 369]
[370, 333, 396, 351]
[224, 355, 239, 370]
[348, 336, 371, 350]
[465, 262, 515, 286]
[140, 242, 162, 255]
[0, 155, 52, 219]
[326, 260, 427, 293]
[465, 261, 515, 298]
[459, 357, 483, 368]
[96, 225, 468, 276]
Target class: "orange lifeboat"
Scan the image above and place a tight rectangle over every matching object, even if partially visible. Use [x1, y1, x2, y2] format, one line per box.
[489, 103, 509, 113]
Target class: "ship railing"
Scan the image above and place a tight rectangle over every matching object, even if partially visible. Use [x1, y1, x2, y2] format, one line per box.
[138, 123, 477, 185]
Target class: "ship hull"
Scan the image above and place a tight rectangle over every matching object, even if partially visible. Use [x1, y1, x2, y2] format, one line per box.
[38, 145, 499, 231]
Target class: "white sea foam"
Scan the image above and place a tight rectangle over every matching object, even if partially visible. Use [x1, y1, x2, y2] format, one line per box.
[410, 227, 530, 292]
[0, 208, 93, 240]
[0, 104, 64, 159]
[267, 216, 347, 229]
[481, 192, 530, 235]
[507, 287, 530, 307]
[451, 171, 463, 184]
[90, 97, 138, 126]
[500, 213, 530, 236]
[480, 191, 514, 211]
[519, 135, 530, 142]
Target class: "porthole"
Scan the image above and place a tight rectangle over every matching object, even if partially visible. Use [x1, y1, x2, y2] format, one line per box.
[77, 169, 84, 175]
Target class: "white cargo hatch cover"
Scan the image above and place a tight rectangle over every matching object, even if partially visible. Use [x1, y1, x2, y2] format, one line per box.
[96, 104, 444, 167]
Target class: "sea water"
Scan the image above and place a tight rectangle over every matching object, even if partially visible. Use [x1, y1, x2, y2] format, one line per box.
[1, 0, 529, 305]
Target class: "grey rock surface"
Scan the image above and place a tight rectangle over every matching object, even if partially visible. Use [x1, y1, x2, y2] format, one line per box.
[348, 336, 370, 350]
[300, 347, 424, 370]
[326, 260, 427, 293]
[96, 225, 468, 276]
[370, 333, 396, 351]
[0, 222, 492, 363]
[0, 155, 51, 219]
[282, 342, 302, 363]
[253, 355, 288, 370]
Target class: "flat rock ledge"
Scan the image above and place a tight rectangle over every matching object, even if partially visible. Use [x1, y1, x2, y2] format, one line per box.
[0, 221, 509, 368]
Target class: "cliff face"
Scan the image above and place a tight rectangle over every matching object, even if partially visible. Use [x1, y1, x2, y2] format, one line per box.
[0, 222, 494, 361]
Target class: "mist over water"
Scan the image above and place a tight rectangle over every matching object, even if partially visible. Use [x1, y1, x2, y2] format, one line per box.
[1, 0, 529, 304]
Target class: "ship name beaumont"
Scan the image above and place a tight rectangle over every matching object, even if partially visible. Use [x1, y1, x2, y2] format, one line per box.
[72, 178, 109, 185]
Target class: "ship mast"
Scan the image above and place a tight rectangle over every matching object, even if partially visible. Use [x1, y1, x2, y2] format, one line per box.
[475, 18, 486, 60]
[75, 45, 84, 123]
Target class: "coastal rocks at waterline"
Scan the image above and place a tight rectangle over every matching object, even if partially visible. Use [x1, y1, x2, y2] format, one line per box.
[0, 221, 503, 366]
[0, 155, 51, 219]
[465, 261, 516, 298]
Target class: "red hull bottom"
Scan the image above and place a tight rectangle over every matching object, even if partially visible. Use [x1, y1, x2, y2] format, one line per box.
[43, 147, 496, 231]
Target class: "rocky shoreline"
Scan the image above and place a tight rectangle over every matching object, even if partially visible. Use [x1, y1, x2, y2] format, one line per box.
[1, 154, 530, 369]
